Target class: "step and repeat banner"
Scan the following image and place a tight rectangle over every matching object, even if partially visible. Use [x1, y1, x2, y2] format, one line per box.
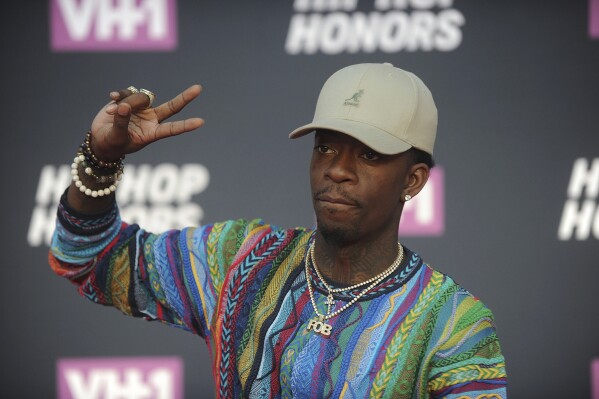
[1, 0, 598, 397]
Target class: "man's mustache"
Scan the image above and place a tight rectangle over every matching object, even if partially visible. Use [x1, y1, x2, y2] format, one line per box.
[313, 186, 361, 207]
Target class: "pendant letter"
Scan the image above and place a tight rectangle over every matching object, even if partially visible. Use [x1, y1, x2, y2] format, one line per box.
[307, 318, 332, 336]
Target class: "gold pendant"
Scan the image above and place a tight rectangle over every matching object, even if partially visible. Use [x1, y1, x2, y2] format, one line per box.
[306, 317, 332, 336]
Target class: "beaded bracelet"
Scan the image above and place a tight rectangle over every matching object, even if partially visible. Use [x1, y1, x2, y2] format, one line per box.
[79, 156, 124, 183]
[80, 131, 124, 171]
[71, 153, 122, 198]
[82, 164, 122, 183]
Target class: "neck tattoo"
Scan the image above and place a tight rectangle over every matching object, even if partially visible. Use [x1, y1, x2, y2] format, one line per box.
[305, 239, 404, 337]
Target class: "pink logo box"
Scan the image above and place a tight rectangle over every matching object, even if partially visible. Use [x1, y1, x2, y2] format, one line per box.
[57, 357, 183, 399]
[592, 0, 599, 38]
[50, 0, 177, 51]
[593, 359, 599, 399]
[399, 167, 445, 236]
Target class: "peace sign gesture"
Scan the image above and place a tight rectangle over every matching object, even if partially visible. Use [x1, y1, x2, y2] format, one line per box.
[90, 84, 204, 161]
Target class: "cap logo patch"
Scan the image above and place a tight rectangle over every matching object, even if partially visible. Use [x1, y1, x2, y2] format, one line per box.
[344, 89, 364, 107]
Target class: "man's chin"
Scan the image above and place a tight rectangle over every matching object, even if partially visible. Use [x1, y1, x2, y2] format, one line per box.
[316, 220, 360, 245]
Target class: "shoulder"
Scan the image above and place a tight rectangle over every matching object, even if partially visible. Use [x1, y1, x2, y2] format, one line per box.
[199, 218, 311, 244]
[406, 251, 495, 318]
[427, 265, 496, 323]
[402, 251, 501, 356]
[184, 218, 312, 262]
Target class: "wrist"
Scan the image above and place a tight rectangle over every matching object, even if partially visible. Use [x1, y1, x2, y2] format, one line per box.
[84, 131, 125, 165]
[71, 154, 122, 198]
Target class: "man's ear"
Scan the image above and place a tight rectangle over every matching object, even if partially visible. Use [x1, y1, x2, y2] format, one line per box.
[403, 163, 430, 201]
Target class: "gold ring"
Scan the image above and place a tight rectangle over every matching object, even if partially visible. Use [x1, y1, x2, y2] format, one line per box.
[139, 88, 156, 107]
[127, 86, 139, 94]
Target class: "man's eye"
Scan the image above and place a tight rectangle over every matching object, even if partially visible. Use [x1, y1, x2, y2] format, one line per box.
[317, 145, 332, 153]
[362, 151, 380, 160]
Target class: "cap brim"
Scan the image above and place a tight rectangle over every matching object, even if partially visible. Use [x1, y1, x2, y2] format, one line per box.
[289, 118, 412, 155]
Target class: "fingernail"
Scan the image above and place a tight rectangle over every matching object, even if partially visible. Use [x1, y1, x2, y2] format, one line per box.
[117, 105, 130, 116]
[106, 104, 117, 113]
[110, 91, 120, 99]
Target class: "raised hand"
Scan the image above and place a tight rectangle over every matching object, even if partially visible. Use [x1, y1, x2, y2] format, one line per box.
[67, 84, 204, 213]
[90, 85, 204, 161]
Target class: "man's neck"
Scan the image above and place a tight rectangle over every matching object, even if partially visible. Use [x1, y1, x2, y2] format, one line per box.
[313, 231, 400, 286]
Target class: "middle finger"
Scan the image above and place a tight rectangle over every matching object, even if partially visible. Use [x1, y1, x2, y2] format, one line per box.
[109, 87, 152, 110]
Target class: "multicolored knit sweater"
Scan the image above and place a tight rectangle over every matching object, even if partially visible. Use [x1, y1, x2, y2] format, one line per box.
[49, 196, 507, 399]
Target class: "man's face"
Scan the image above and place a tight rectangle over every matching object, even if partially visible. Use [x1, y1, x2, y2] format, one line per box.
[310, 130, 412, 244]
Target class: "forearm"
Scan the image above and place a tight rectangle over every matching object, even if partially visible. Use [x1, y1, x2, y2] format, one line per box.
[50, 193, 202, 333]
[66, 180, 116, 215]
[51, 83, 205, 329]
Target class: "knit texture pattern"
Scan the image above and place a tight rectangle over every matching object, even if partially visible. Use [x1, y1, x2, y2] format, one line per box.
[49, 197, 507, 398]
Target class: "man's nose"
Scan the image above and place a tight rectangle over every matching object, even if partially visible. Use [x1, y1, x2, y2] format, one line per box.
[325, 152, 357, 183]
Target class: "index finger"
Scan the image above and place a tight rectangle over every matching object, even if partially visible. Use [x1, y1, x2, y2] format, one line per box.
[154, 85, 202, 123]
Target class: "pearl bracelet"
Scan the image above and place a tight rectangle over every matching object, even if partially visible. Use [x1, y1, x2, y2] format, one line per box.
[71, 153, 122, 198]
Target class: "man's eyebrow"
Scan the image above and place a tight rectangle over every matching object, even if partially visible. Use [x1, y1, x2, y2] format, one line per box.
[315, 130, 338, 140]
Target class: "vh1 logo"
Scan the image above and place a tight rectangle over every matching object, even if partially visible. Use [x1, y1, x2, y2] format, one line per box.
[592, 0, 599, 38]
[50, 0, 177, 51]
[399, 167, 444, 236]
[57, 357, 183, 399]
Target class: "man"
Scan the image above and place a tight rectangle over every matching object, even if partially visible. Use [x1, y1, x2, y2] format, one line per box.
[50, 63, 507, 398]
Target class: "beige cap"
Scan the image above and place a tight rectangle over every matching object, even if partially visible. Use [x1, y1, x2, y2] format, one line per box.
[289, 63, 437, 155]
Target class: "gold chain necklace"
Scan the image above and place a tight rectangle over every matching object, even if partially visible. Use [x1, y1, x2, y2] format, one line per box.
[305, 240, 404, 336]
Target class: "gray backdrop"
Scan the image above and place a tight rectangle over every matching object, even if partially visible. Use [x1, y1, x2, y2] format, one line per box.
[1, 0, 598, 397]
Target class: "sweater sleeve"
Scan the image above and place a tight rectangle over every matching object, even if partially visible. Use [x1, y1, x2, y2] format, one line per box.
[48, 191, 272, 338]
[426, 289, 508, 398]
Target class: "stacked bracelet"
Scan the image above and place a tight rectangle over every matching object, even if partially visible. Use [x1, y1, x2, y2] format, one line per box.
[80, 131, 124, 170]
[71, 132, 125, 198]
[71, 153, 123, 197]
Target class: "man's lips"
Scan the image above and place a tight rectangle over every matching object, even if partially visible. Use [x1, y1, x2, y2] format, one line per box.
[316, 194, 359, 207]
